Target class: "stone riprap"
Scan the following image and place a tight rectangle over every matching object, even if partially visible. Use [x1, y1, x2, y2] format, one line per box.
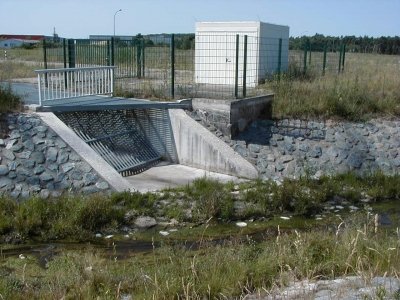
[0, 113, 112, 199]
[245, 276, 400, 299]
[189, 112, 400, 179]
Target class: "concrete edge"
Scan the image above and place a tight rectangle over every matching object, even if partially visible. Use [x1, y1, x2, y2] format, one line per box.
[36, 112, 134, 192]
[168, 109, 259, 179]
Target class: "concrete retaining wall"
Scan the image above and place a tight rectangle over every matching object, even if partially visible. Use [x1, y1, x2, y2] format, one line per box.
[168, 109, 258, 179]
[192, 94, 273, 138]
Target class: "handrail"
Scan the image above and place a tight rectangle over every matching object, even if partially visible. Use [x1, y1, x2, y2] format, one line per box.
[35, 66, 115, 106]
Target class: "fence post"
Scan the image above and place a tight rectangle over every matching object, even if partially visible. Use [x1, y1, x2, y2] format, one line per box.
[106, 40, 111, 66]
[341, 44, 346, 72]
[141, 38, 145, 77]
[277, 38, 282, 81]
[111, 37, 115, 66]
[67, 39, 75, 68]
[234, 34, 239, 98]
[136, 39, 141, 78]
[170, 34, 175, 98]
[338, 43, 342, 73]
[242, 35, 248, 98]
[322, 43, 327, 75]
[43, 39, 48, 87]
[63, 38, 67, 88]
[308, 39, 312, 65]
[303, 42, 307, 74]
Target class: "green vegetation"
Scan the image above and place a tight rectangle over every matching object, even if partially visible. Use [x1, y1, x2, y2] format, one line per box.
[0, 173, 399, 243]
[0, 83, 22, 113]
[0, 211, 399, 299]
[267, 53, 400, 120]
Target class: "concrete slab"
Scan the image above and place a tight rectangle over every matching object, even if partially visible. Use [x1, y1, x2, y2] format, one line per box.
[125, 162, 243, 193]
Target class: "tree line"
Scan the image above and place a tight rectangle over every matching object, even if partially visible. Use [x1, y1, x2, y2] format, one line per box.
[289, 34, 400, 55]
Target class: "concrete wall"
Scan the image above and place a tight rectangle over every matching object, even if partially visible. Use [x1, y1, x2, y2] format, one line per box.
[168, 109, 258, 179]
[192, 94, 273, 138]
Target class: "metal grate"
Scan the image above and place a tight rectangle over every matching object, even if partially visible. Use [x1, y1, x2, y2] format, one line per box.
[57, 110, 162, 176]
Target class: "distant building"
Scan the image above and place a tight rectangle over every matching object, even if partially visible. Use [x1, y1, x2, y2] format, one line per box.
[0, 34, 45, 48]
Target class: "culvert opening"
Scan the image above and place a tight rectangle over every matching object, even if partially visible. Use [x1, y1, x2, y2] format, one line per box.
[56, 109, 178, 177]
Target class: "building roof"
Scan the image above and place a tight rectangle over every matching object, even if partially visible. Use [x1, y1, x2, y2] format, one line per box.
[0, 34, 45, 41]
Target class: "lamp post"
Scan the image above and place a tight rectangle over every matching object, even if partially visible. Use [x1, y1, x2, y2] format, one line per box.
[113, 9, 122, 37]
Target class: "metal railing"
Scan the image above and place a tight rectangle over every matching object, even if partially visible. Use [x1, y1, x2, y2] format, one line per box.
[35, 66, 115, 105]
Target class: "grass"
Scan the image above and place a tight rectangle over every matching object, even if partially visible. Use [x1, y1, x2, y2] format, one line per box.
[0, 83, 22, 114]
[0, 212, 399, 299]
[0, 61, 42, 80]
[268, 53, 400, 121]
[0, 173, 399, 243]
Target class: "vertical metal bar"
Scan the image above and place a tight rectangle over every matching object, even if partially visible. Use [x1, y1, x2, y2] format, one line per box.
[242, 35, 248, 98]
[63, 38, 67, 88]
[308, 39, 312, 65]
[37, 73, 42, 106]
[136, 39, 141, 78]
[141, 38, 145, 77]
[303, 42, 307, 74]
[322, 43, 327, 75]
[68, 39, 75, 68]
[170, 34, 175, 98]
[111, 68, 114, 96]
[341, 44, 346, 72]
[43, 39, 48, 87]
[107, 40, 111, 66]
[338, 43, 342, 73]
[234, 34, 239, 98]
[277, 38, 282, 81]
[111, 37, 115, 66]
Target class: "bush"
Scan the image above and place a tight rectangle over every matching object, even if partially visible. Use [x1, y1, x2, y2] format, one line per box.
[0, 83, 22, 113]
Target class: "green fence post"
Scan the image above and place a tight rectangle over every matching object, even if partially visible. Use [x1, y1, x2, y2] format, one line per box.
[234, 34, 239, 98]
[303, 42, 307, 74]
[141, 38, 145, 77]
[341, 44, 346, 72]
[170, 34, 175, 98]
[67, 39, 75, 68]
[308, 39, 312, 65]
[277, 38, 282, 81]
[242, 35, 248, 98]
[322, 43, 327, 76]
[338, 43, 342, 73]
[43, 39, 48, 87]
[63, 38, 67, 88]
[106, 40, 111, 66]
[111, 37, 115, 66]
[136, 40, 141, 78]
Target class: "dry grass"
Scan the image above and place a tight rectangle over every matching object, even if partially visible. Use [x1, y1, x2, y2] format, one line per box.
[268, 53, 400, 120]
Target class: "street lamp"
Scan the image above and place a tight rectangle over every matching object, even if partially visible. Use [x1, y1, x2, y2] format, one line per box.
[113, 9, 122, 37]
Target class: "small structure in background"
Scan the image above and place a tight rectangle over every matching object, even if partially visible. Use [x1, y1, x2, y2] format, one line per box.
[195, 21, 289, 88]
[0, 34, 45, 48]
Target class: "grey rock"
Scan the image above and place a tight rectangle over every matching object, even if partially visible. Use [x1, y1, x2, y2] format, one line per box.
[33, 165, 45, 175]
[9, 130, 21, 139]
[47, 163, 59, 171]
[81, 185, 99, 195]
[22, 160, 35, 169]
[280, 155, 294, 163]
[26, 176, 40, 185]
[8, 171, 17, 179]
[20, 190, 30, 199]
[298, 143, 309, 152]
[51, 191, 62, 198]
[0, 177, 12, 188]
[55, 139, 67, 148]
[17, 151, 32, 159]
[83, 173, 97, 185]
[10, 143, 24, 152]
[70, 171, 83, 180]
[7, 161, 17, 171]
[31, 151, 45, 164]
[5, 140, 17, 149]
[32, 136, 45, 145]
[46, 147, 58, 162]
[0, 165, 9, 176]
[20, 123, 33, 132]
[17, 167, 31, 177]
[57, 151, 69, 164]
[40, 189, 50, 199]
[276, 163, 285, 172]
[29, 185, 42, 193]
[35, 125, 48, 133]
[39, 172, 54, 182]
[309, 146, 322, 158]
[95, 181, 109, 190]
[2, 149, 15, 161]
[134, 216, 157, 229]
[68, 152, 81, 162]
[284, 142, 296, 154]
[77, 162, 92, 173]
[248, 144, 261, 153]
[72, 180, 84, 189]
[23, 140, 35, 151]
[0, 139, 5, 147]
[61, 162, 75, 173]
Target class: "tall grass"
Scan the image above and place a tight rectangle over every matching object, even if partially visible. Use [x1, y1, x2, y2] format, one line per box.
[269, 53, 400, 120]
[0, 83, 22, 113]
[0, 212, 399, 299]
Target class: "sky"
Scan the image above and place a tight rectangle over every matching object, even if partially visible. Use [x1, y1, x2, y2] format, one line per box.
[0, 0, 399, 38]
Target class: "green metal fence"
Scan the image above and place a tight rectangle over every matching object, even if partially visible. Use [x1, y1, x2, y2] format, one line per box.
[43, 35, 347, 100]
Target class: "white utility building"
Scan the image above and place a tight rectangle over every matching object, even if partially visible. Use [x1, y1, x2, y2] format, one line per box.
[195, 21, 289, 87]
